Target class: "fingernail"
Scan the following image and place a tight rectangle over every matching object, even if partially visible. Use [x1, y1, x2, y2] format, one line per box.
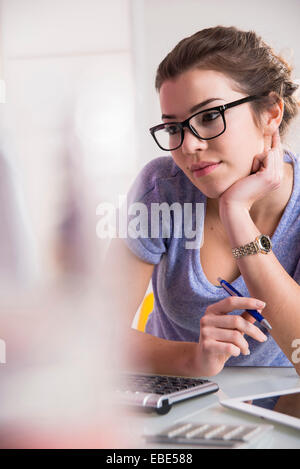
[256, 301, 266, 309]
[262, 334, 268, 342]
[245, 349, 250, 355]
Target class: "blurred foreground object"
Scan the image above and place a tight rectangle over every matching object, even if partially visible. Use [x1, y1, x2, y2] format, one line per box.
[0, 139, 37, 292]
[0, 280, 139, 449]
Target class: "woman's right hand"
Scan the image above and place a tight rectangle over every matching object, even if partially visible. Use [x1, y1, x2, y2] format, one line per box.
[194, 296, 268, 376]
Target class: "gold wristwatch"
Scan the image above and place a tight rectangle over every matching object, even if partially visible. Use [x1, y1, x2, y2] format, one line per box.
[232, 234, 272, 259]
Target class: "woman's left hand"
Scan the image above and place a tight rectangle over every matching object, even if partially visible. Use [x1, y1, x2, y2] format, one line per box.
[219, 129, 284, 212]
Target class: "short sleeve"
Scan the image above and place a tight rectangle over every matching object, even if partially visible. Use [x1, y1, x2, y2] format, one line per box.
[294, 257, 300, 285]
[119, 157, 175, 265]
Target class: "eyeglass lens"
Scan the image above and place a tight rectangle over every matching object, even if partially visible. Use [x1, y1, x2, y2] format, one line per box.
[154, 109, 224, 150]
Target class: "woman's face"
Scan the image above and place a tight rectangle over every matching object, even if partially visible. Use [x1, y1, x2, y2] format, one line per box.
[159, 68, 266, 198]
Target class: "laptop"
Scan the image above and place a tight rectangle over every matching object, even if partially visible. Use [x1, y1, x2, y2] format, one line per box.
[116, 372, 219, 414]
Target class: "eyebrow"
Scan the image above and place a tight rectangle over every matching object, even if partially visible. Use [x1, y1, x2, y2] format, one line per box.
[161, 98, 224, 120]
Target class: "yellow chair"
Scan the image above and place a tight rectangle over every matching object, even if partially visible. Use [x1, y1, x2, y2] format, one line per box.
[137, 292, 154, 332]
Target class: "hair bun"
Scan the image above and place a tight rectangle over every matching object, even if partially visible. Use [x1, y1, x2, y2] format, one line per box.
[284, 80, 299, 97]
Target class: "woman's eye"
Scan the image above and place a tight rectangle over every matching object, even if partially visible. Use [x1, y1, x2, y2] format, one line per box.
[202, 111, 221, 122]
[165, 125, 180, 135]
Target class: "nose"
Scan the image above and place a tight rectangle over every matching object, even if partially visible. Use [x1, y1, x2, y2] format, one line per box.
[181, 127, 208, 154]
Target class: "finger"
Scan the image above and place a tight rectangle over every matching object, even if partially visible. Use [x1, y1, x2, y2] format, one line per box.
[268, 149, 276, 177]
[241, 311, 256, 324]
[264, 149, 282, 189]
[253, 150, 268, 166]
[205, 296, 266, 315]
[258, 149, 278, 183]
[271, 128, 281, 150]
[203, 314, 267, 342]
[202, 338, 241, 358]
[271, 132, 284, 175]
[251, 151, 270, 176]
[208, 328, 250, 355]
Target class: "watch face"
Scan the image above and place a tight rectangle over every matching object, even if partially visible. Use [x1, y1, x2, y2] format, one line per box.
[260, 235, 271, 251]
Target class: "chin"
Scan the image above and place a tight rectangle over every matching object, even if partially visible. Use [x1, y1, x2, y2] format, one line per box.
[193, 181, 228, 199]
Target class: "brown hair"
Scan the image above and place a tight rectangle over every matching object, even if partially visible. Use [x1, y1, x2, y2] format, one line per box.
[155, 26, 299, 138]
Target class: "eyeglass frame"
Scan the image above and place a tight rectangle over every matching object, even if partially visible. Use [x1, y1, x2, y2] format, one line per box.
[149, 92, 269, 151]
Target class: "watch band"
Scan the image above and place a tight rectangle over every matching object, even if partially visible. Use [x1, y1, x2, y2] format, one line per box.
[232, 240, 259, 259]
[232, 235, 272, 259]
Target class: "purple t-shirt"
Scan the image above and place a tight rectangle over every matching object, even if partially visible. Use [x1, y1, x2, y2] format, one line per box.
[123, 151, 300, 366]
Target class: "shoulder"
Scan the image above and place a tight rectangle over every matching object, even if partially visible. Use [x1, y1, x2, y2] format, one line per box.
[136, 156, 181, 187]
[127, 156, 188, 203]
[284, 150, 300, 200]
[127, 156, 207, 208]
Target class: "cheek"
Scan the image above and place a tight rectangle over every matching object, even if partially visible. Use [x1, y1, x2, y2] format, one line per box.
[219, 121, 261, 172]
[170, 150, 186, 170]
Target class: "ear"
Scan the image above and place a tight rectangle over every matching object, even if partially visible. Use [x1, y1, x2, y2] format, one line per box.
[262, 93, 284, 137]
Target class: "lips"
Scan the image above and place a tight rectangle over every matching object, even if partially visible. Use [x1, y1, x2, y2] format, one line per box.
[190, 161, 222, 178]
[190, 162, 221, 172]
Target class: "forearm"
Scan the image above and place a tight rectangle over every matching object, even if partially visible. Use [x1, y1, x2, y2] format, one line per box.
[121, 327, 199, 377]
[220, 203, 300, 374]
[102, 280, 199, 377]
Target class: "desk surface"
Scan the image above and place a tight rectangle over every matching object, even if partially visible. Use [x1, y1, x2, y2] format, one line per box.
[124, 367, 300, 449]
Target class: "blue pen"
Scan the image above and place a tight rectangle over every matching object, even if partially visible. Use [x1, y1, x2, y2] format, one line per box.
[217, 277, 272, 331]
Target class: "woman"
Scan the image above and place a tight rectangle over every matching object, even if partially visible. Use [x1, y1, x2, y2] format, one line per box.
[104, 26, 300, 377]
